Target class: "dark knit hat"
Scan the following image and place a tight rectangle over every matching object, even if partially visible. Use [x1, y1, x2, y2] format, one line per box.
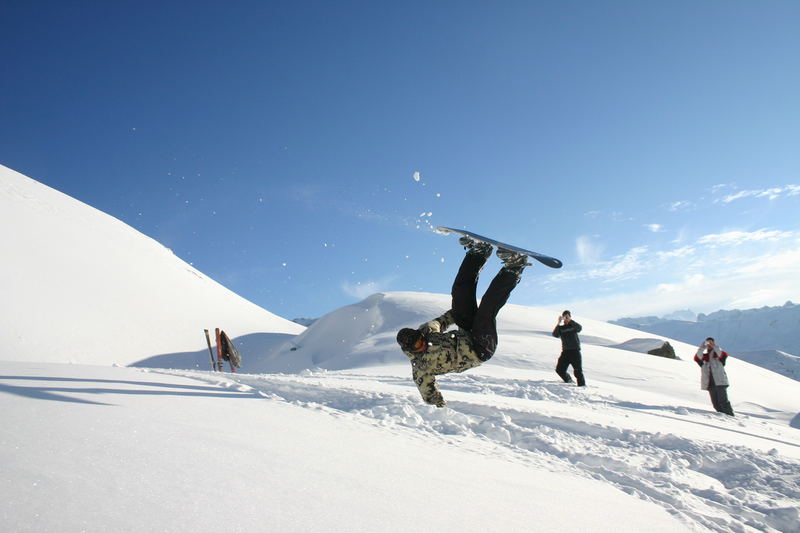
[396, 328, 422, 351]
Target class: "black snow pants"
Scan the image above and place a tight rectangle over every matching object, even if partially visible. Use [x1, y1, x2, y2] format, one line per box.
[556, 349, 585, 386]
[450, 251, 520, 362]
[708, 373, 734, 416]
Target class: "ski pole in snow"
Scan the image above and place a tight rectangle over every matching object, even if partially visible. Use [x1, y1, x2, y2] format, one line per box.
[203, 329, 216, 371]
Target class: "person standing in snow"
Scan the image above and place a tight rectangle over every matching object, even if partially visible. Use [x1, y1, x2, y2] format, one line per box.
[694, 337, 734, 416]
[553, 310, 586, 386]
[396, 237, 531, 407]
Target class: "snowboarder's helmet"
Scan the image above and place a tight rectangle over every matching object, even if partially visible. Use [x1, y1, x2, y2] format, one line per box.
[397, 328, 422, 351]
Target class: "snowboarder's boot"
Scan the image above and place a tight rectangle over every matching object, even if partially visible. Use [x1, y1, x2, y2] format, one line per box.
[497, 248, 531, 276]
[459, 236, 493, 259]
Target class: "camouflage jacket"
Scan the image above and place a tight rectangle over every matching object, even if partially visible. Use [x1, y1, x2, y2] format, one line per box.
[400, 310, 483, 407]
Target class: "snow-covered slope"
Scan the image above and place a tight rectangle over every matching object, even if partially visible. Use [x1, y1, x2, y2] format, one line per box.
[2, 165, 799, 532]
[0, 165, 304, 366]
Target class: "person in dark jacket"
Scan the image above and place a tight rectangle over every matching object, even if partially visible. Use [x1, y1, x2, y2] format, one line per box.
[396, 237, 531, 407]
[694, 337, 734, 416]
[553, 310, 585, 386]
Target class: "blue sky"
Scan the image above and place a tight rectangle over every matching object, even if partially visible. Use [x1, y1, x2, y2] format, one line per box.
[2, 0, 799, 321]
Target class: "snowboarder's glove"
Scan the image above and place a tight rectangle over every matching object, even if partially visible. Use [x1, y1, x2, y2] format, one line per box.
[418, 320, 440, 336]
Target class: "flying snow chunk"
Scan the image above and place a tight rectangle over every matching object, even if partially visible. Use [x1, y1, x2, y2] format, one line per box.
[413, 171, 421, 182]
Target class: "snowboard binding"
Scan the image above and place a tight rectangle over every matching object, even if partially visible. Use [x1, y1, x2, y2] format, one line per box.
[497, 248, 531, 275]
[459, 236, 493, 259]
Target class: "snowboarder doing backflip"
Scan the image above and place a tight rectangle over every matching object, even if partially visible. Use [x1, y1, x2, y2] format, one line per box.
[396, 236, 531, 407]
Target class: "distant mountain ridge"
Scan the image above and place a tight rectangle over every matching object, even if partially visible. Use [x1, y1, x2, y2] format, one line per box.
[611, 301, 799, 380]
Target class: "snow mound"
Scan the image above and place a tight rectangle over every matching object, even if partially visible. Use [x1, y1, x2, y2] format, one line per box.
[255, 291, 701, 373]
[252, 292, 446, 372]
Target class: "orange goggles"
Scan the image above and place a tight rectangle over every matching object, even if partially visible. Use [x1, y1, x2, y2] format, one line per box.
[412, 336, 426, 352]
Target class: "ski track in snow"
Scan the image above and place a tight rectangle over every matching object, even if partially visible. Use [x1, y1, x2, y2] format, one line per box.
[158, 369, 800, 533]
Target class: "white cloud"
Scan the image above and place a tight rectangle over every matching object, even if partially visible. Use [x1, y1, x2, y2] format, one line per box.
[668, 200, 692, 212]
[717, 185, 800, 204]
[733, 248, 800, 275]
[542, 238, 800, 320]
[586, 246, 649, 282]
[655, 274, 705, 294]
[697, 229, 794, 247]
[550, 261, 800, 320]
[719, 190, 752, 203]
[576, 235, 604, 264]
[644, 223, 665, 233]
[656, 246, 696, 260]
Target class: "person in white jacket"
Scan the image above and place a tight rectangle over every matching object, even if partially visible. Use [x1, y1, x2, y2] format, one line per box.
[693, 337, 734, 416]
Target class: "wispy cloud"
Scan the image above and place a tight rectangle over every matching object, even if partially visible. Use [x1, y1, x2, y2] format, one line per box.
[716, 185, 800, 204]
[697, 229, 795, 247]
[656, 246, 696, 260]
[576, 235, 604, 264]
[581, 210, 633, 222]
[667, 200, 693, 212]
[546, 248, 800, 320]
[585, 246, 649, 282]
[654, 273, 705, 294]
[539, 230, 800, 319]
[557, 229, 794, 286]
[644, 223, 665, 233]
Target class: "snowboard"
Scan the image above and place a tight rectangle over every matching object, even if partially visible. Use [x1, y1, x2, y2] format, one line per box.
[436, 226, 563, 269]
